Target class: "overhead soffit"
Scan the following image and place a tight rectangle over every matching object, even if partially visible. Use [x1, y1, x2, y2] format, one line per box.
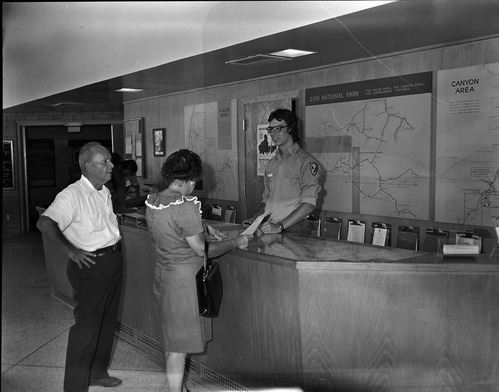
[3, 0, 499, 114]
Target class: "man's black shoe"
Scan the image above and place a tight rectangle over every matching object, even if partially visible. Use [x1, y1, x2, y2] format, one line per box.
[89, 376, 123, 388]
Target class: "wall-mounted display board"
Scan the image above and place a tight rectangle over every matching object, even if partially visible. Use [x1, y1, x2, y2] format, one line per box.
[184, 99, 238, 201]
[305, 72, 432, 220]
[3, 141, 14, 190]
[124, 118, 145, 178]
[27, 139, 56, 187]
[435, 62, 499, 226]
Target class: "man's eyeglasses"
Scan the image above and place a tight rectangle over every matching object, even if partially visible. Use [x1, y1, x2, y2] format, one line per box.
[93, 159, 113, 166]
[266, 125, 288, 134]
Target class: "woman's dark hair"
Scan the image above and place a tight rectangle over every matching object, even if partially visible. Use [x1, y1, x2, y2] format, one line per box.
[161, 149, 203, 186]
[268, 108, 300, 144]
[121, 159, 138, 174]
[111, 152, 122, 166]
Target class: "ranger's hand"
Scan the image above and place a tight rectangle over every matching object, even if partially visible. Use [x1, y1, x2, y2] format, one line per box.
[260, 221, 281, 234]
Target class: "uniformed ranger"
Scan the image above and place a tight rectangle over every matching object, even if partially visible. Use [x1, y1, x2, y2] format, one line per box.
[245, 108, 322, 235]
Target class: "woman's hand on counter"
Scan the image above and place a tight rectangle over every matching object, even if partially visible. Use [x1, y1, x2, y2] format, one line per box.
[204, 223, 227, 241]
[233, 234, 251, 249]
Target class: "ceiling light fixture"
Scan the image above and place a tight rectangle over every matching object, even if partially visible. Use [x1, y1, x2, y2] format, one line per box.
[115, 88, 143, 93]
[225, 54, 291, 66]
[52, 102, 85, 107]
[270, 49, 317, 58]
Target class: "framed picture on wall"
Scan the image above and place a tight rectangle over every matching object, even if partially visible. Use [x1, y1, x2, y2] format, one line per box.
[3, 141, 15, 190]
[153, 128, 166, 157]
[124, 117, 145, 178]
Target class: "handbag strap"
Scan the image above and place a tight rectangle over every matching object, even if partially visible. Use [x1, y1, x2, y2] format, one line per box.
[204, 240, 212, 269]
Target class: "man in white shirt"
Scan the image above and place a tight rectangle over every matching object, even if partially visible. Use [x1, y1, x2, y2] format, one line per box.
[37, 142, 123, 392]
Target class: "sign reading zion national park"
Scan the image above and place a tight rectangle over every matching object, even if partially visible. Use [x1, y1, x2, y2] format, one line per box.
[305, 72, 432, 219]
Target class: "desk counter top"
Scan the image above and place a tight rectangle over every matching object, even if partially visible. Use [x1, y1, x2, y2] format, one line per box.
[119, 215, 499, 272]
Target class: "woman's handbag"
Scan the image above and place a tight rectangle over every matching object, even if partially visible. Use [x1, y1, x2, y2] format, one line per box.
[196, 241, 223, 317]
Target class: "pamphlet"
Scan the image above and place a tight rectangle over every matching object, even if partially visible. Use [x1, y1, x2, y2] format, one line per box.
[241, 210, 271, 235]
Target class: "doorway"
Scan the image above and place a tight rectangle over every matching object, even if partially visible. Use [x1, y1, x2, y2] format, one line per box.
[24, 125, 115, 231]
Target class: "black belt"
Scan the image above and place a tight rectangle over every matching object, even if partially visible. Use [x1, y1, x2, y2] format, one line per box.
[93, 241, 122, 257]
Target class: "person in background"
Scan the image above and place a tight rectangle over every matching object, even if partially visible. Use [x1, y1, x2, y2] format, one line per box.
[120, 159, 140, 193]
[36, 142, 123, 392]
[145, 149, 250, 392]
[244, 108, 322, 235]
[107, 153, 140, 211]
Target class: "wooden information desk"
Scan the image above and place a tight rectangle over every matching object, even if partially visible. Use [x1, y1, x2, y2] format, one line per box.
[40, 214, 499, 392]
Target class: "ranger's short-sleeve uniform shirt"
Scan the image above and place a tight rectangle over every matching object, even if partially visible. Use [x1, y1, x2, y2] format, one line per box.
[263, 143, 321, 223]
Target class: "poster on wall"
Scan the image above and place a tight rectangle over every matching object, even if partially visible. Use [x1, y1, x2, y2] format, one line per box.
[124, 118, 145, 178]
[257, 124, 276, 176]
[435, 62, 499, 225]
[305, 72, 432, 219]
[184, 99, 238, 201]
[3, 141, 14, 189]
[27, 139, 56, 187]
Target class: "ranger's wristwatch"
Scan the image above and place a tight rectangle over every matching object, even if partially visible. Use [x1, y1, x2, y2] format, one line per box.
[276, 221, 285, 232]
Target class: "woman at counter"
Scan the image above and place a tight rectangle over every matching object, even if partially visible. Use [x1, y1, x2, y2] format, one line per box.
[145, 149, 249, 392]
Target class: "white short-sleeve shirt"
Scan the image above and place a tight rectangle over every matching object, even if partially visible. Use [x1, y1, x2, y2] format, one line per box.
[42, 175, 120, 251]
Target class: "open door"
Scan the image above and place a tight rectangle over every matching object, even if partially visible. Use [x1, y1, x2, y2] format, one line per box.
[238, 92, 299, 221]
[23, 124, 118, 231]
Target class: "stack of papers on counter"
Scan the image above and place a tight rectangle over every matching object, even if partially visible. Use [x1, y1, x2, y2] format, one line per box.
[442, 244, 480, 255]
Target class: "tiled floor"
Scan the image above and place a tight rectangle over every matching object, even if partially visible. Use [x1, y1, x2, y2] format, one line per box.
[1, 232, 220, 392]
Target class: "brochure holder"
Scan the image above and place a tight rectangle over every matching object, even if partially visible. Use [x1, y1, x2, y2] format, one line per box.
[210, 204, 223, 221]
[397, 225, 419, 251]
[439, 230, 480, 260]
[307, 214, 322, 237]
[224, 206, 236, 223]
[323, 217, 342, 239]
[491, 216, 499, 260]
[422, 228, 449, 253]
[370, 221, 392, 247]
[456, 230, 482, 253]
[347, 219, 366, 243]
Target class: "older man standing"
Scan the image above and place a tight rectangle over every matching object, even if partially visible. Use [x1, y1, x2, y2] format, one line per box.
[37, 142, 123, 392]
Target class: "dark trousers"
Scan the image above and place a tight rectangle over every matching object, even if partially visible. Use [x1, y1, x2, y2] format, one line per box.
[63, 251, 123, 392]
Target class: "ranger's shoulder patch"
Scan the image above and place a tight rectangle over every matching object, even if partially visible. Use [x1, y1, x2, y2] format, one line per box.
[310, 162, 319, 176]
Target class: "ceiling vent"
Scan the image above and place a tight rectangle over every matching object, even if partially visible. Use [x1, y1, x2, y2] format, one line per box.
[52, 102, 86, 107]
[225, 54, 291, 66]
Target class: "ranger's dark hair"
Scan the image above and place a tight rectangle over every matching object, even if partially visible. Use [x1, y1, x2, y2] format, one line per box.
[268, 108, 300, 144]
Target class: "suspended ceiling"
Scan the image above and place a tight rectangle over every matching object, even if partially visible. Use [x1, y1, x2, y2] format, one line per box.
[3, 0, 499, 115]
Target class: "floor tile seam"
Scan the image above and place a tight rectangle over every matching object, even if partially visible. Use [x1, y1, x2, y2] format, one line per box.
[1, 312, 71, 318]
[109, 369, 166, 374]
[1, 316, 74, 322]
[0, 364, 15, 372]
[3, 365, 168, 374]
[2, 363, 65, 370]
[2, 319, 71, 364]
[1, 284, 51, 290]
